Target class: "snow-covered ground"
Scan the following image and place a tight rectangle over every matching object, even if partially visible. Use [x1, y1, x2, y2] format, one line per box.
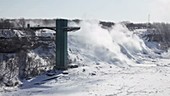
[1, 20, 170, 96]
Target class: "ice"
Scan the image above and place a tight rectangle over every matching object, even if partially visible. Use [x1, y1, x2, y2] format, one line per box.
[68, 20, 155, 67]
[1, 20, 170, 96]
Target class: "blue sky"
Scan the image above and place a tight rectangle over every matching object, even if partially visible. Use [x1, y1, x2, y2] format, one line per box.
[0, 0, 169, 22]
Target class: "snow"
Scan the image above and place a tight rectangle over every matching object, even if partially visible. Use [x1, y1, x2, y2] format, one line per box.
[35, 29, 55, 37]
[0, 29, 26, 38]
[1, 20, 170, 96]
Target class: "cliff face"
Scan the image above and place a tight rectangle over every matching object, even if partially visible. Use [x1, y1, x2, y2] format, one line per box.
[0, 19, 59, 87]
[0, 29, 56, 87]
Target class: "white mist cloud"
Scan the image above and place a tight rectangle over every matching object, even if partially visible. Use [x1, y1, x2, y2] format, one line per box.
[150, 0, 170, 22]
